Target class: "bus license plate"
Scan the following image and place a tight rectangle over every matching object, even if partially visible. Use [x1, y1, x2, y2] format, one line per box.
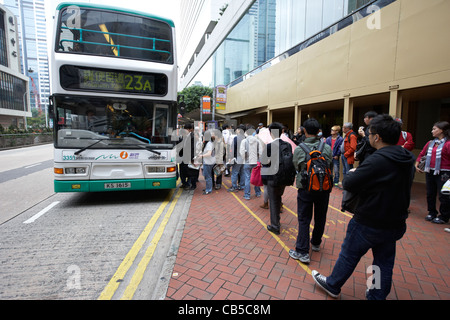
[104, 182, 131, 190]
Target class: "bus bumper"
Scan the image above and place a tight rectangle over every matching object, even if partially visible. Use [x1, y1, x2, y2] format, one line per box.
[54, 178, 177, 192]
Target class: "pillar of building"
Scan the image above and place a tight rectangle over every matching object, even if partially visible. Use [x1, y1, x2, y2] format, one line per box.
[389, 86, 402, 119]
[294, 103, 302, 130]
[267, 108, 272, 125]
[343, 95, 353, 124]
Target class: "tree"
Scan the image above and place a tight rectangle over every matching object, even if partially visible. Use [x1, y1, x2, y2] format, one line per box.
[178, 85, 213, 114]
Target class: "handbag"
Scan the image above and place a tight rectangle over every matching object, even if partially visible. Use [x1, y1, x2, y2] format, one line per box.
[442, 179, 450, 196]
[188, 163, 200, 170]
[354, 139, 367, 162]
[213, 163, 226, 176]
[417, 155, 426, 171]
[250, 162, 264, 187]
[341, 190, 360, 213]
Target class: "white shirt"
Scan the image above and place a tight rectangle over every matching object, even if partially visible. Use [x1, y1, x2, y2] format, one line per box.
[202, 141, 216, 165]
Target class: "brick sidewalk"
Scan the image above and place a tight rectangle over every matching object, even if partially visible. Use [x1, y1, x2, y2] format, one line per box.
[166, 177, 450, 300]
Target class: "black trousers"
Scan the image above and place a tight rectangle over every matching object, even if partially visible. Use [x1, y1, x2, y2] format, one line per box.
[295, 188, 330, 254]
[425, 171, 450, 221]
[179, 163, 189, 186]
[266, 180, 286, 230]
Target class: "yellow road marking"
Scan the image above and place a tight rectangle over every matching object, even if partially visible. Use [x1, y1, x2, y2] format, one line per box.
[121, 189, 183, 300]
[98, 189, 175, 300]
[223, 184, 312, 275]
[260, 187, 330, 239]
[328, 204, 353, 218]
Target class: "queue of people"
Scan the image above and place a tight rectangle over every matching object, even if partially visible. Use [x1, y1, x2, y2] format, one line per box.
[177, 116, 450, 300]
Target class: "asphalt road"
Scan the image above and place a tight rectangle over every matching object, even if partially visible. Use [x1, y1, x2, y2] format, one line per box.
[0, 144, 192, 300]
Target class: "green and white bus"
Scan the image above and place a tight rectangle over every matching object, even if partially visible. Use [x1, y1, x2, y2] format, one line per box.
[50, 2, 178, 192]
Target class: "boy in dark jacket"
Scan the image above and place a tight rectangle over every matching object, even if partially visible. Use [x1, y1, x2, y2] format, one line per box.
[312, 114, 415, 300]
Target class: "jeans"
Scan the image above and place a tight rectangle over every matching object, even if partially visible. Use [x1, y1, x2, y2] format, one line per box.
[332, 158, 340, 184]
[326, 218, 406, 300]
[202, 164, 214, 193]
[341, 155, 353, 177]
[243, 164, 261, 198]
[295, 189, 329, 254]
[231, 163, 244, 189]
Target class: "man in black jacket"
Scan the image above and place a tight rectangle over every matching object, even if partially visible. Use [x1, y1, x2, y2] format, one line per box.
[311, 114, 415, 300]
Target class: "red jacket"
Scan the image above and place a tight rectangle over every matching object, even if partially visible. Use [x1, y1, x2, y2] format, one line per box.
[397, 131, 415, 151]
[343, 130, 358, 165]
[418, 140, 450, 171]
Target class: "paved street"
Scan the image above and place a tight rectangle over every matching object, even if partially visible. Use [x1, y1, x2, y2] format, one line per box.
[166, 178, 450, 300]
[1, 145, 449, 302]
[0, 145, 192, 300]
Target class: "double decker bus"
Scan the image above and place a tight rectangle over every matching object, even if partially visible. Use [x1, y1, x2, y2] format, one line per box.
[50, 3, 179, 192]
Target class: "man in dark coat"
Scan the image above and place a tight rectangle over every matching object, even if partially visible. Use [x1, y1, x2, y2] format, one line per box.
[311, 114, 416, 300]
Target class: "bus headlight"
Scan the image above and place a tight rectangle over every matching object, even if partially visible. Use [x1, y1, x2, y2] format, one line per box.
[146, 166, 166, 173]
[64, 167, 87, 174]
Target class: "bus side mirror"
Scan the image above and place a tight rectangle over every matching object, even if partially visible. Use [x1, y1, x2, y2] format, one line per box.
[48, 96, 54, 119]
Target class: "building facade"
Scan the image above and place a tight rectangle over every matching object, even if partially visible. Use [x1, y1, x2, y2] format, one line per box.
[181, 0, 450, 182]
[0, 3, 30, 130]
[2, 0, 49, 125]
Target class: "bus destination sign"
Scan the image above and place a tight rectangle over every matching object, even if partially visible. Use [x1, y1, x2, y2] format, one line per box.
[60, 65, 167, 96]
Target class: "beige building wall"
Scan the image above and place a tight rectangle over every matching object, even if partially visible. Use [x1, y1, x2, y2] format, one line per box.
[225, 0, 450, 123]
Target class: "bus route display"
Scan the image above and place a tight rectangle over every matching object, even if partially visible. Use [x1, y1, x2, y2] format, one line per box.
[60, 65, 168, 95]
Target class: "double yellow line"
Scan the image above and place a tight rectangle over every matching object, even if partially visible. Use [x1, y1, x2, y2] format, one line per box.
[98, 188, 183, 300]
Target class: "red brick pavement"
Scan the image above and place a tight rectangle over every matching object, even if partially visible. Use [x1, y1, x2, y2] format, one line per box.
[165, 177, 450, 300]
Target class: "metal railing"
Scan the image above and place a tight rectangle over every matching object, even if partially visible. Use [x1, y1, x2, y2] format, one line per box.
[59, 26, 172, 61]
[228, 0, 396, 88]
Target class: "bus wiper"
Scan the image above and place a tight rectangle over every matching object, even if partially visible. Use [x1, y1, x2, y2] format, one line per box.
[74, 139, 106, 155]
[130, 144, 162, 156]
[144, 146, 162, 156]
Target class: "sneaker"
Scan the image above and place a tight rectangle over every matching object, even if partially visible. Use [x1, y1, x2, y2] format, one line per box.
[425, 214, 436, 221]
[227, 188, 238, 193]
[445, 228, 450, 233]
[289, 249, 310, 264]
[432, 217, 448, 224]
[243, 196, 251, 200]
[311, 270, 340, 299]
[311, 244, 320, 252]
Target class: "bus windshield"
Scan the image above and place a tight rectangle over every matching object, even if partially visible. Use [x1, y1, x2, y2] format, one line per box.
[54, 96, 175, 149]
[57, 6, 173, 63]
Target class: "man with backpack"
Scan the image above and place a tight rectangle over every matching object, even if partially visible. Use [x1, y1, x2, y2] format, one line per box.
[260, 122, 296, 235]
[311, 115, 415, 300]
[289, 118, 333, 264]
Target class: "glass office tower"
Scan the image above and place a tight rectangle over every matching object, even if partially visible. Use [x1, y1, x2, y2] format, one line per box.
[188, 0, 372, 88]
[2, 0, 49, 119]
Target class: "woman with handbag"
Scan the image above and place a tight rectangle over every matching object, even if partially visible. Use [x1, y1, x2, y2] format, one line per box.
[416, 121, 450, 224]
[240, 126, 263, 200]
[197, 130, 216, 195]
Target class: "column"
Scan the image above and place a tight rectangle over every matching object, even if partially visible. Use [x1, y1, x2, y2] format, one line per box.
[267, 108, 272, 125]
[389, 86, 402, 118]
[294, 103, 302, 130]
[343, 95, 353, 124]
